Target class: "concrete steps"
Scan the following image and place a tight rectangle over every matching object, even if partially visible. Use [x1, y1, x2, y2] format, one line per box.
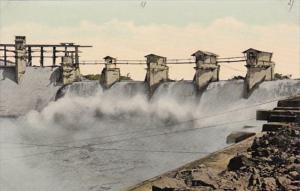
[262, 122, 292, 132]
[274, 107, 300, 110]
[268, 114, 297, 122]
[257, 110, 300, 121]
[257, 96, 300, 131]
[277, 97, 300, 107]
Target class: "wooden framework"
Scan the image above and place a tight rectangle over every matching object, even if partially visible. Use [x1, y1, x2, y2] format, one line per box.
[0, 43, 92, 67]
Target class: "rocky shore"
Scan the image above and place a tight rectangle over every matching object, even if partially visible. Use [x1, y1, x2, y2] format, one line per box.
[162, 126, 300, 191]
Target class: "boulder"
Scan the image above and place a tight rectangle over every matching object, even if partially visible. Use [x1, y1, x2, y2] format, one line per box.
[226, 131, 256, 144]
[227, 155, 255, 171]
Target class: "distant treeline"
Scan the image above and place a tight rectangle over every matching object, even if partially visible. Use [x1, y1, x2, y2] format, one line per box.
[83, 74, 132, 81]
[229, 73, 291, 81]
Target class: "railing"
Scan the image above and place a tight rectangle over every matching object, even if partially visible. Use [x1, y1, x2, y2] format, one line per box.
[80, 58, 196, 65]
[217, 56, 246, 63]
[79, 57, 248, 65]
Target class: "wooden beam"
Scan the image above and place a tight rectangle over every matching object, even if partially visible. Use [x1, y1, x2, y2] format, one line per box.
[0, 44, 14, 47]
[64, 46, 67, 56]
[217, 60, 246, 63]
[0, 49, 16, 53]
[4, 45, 7, 66]
[0, 44, 92, 48]
[75, 46, 79, 64]
[40, 47, 44, 67]
[71, 52, 74, 64]
[53, 47, 56, 66]
[28, 47, 32, 66]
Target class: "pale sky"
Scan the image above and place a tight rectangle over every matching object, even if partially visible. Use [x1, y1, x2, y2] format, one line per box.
[0, 0, 299, 80]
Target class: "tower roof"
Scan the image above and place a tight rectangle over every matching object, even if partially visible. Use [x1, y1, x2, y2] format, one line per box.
[191, 50, 218, 57]
[103, 56, 116, 60]
[242, 48, 272, 54]
[144, 54, 166, 59]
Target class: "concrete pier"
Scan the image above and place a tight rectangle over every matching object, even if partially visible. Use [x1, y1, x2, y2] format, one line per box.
[61, 55, 80, 85]
[243, 48, 275, 94]
[192, 50, 220, 91]
[144, 54, 169, 94]
[100, 56, 120, 88]
[15, 36, 27, 83]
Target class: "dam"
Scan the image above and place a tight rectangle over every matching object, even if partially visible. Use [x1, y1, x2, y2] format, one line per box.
[0, 36, 299, 191]
[0, 36, 278, 116]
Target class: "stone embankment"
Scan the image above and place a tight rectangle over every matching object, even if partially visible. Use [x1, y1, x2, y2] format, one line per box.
[128, 96, 300, 191]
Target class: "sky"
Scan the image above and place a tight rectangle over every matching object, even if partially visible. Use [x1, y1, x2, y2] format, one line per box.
[0, 0, 299, 80]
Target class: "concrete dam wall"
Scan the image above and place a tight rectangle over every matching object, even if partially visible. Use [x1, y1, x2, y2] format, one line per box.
[1, 65, 300, 118]
[0, 67, 62, 116]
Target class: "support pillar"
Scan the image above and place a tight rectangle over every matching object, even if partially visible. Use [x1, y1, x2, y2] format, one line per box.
[64, 46, 67, 56]
[28, 46, 32, 66]
[61, 55, 80, 85]
[243, 48, 275, 95]
[15, 36, 27, 83]
[192, 50, 219, 91]
[75, 46, 79, 64]
[52, 47, 56, 66]
[40, 46, 44, 67]
[144, 54, 169, 95]
[100, 56, 120, 88]
[3, 45, 7, 66]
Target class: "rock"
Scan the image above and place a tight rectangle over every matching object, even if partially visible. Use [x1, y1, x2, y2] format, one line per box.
[276, 176, 291, 190]
[198, 164, 206, 168]
[287, 163, 300, 173]
[262, 177, 276, 190]
[152, 186, 175, 191]
[248, 168, 261, 188]
[251, 137, 260, 150]
[191, 173, 218, 189]
[288, 156, 296, 163]
[289, 171, 299, 179]
[175, 170, 192, 180]
[191, 179, 216, 188]
[227, 155, 255, 171]
[252, 147, 270, 157]
[291, 180, 300, 186]
[291, 129, 299, 136]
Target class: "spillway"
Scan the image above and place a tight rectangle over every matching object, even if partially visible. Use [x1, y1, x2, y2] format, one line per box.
[1, 79, 300, 191]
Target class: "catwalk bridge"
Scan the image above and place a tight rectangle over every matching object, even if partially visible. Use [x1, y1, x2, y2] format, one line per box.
[79, 57, 246, 65]
[0, 41, 245, 66]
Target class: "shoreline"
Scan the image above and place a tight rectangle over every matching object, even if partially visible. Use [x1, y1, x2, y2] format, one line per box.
[127, 95, 300, 191]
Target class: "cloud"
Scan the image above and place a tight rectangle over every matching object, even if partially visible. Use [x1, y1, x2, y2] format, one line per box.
[0, 17, 299, 80]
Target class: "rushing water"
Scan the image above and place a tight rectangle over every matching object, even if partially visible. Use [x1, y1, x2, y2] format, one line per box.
[1, 79, 300, 191]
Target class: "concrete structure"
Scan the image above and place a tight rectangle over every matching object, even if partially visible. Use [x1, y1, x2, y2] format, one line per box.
[144, 54, 169, 94]
[0, 67, 62, 116]
[15, 36, 27, 83]
[61, 55, 80, 85]
[192, 50, 220, 91]
[243, 48, 275, 94]
[100, 56, 120, 88]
